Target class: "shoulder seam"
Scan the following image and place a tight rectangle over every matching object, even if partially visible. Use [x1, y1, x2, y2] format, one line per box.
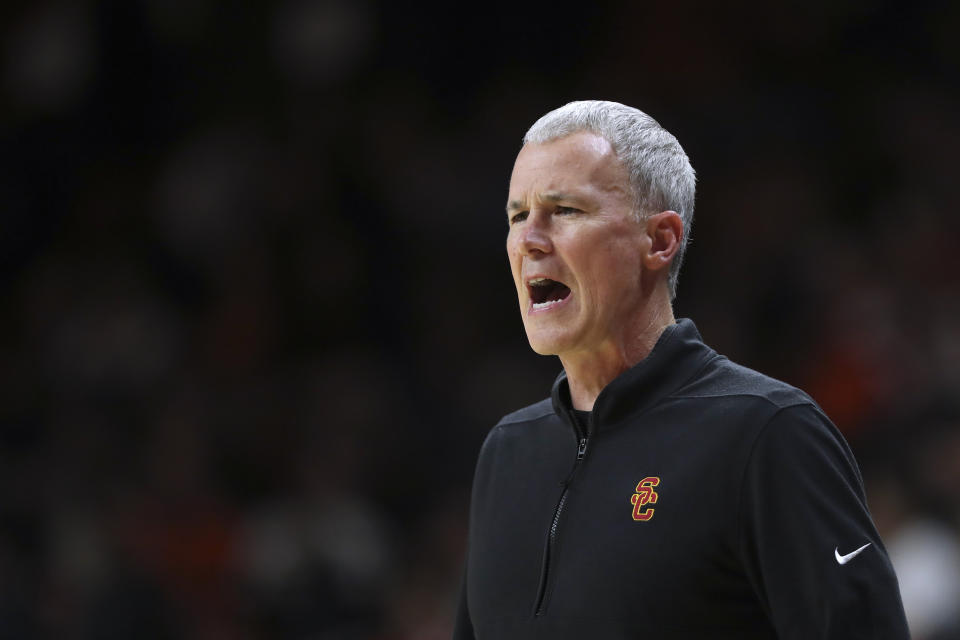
[673, 352, 725, 397]
[498, 406, 554, 426]
[668, 392, 815, 410]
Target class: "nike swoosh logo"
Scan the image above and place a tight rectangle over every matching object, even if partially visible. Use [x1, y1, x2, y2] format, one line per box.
[835, 542, 871, 565]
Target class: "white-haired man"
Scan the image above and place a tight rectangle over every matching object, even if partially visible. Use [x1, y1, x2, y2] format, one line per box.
[453, 101, 908, 639]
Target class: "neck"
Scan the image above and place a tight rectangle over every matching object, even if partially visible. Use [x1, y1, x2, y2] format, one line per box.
[560, 303, 675, 411]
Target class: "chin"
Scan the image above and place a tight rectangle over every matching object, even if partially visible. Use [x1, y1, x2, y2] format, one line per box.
[527, 342, 558, 356]
[523, 328, 571, 356]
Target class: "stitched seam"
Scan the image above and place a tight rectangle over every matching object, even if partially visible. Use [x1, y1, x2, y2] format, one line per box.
[498, 408, 555, 427]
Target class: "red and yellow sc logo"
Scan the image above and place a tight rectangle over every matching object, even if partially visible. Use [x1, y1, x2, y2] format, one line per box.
[630, 477, 660, 521]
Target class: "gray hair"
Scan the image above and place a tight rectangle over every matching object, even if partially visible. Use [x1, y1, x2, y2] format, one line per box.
[523, 100, 696, 300]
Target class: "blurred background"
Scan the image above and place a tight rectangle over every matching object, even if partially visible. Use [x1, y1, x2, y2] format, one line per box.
[2, 0, 959, 638]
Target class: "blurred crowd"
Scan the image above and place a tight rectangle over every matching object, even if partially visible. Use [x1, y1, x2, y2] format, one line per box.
[2, 1, 959, 638]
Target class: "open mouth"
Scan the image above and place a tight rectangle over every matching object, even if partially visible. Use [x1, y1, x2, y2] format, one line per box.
[528, 278, 572, 310]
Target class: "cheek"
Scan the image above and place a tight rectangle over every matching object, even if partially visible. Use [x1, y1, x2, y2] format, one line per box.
[506, 229, 523, 257]
[506, 245, 524, 288]
[587, 240, 643, 298]
[506, 247, 519, 272]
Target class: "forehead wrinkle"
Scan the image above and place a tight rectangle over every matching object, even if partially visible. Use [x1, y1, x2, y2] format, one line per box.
[507, 134, 630, 214]
[506, 191, 577, 214]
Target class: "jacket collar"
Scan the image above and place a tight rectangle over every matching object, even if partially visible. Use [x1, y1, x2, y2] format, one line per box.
[550, 318, 716, 434]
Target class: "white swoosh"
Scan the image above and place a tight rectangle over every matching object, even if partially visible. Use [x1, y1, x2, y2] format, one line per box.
[834, 542, 871, 565]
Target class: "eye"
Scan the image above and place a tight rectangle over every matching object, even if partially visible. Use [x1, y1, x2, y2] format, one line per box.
[555, 206, 581, 215]
[509, 211, 528, 225]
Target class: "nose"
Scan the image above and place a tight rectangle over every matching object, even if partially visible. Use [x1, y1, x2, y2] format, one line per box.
[516, 213, 552, 257]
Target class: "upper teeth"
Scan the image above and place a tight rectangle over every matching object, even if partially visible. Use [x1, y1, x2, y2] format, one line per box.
[529, 278, 550, 286]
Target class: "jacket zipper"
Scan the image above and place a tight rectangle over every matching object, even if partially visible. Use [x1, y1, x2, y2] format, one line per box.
[533, 418, 590, 617]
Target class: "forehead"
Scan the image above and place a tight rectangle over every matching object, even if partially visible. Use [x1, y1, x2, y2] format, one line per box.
[508, 132, 629, 203]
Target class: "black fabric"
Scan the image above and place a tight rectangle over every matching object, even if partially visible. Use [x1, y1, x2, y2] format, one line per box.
[454, 319, 908, 640]
[572, 410, 591, 435]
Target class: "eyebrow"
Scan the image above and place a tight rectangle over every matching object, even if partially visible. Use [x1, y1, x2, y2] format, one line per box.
[505, 192, 571, 214]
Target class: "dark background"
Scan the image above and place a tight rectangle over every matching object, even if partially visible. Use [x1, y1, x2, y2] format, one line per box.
[2, 1, 960, 638]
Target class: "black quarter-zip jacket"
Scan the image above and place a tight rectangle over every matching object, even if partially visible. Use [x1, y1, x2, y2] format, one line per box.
[454, 319, 908, 639]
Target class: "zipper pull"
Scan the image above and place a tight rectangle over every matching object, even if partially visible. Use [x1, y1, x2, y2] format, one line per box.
[577, 437, 588, 460]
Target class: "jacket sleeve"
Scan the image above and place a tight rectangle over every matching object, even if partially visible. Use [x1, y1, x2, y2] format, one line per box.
[738, 403, 909, 639]
[452, 566, 475, 640]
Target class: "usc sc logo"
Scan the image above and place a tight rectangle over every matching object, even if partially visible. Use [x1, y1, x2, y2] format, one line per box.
[630, 477, 660, 521]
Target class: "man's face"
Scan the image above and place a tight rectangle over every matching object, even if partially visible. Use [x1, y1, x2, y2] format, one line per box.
[506, 132, 650, 357]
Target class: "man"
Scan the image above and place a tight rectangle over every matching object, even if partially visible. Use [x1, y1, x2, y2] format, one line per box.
[453, 101, 908, 639]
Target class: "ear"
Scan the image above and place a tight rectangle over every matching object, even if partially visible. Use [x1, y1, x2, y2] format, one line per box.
[642, 210, 683, 273]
